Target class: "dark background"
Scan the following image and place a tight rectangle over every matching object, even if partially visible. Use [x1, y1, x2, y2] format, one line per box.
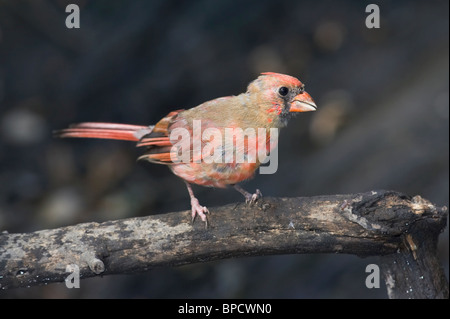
[0, 0, 448, 298]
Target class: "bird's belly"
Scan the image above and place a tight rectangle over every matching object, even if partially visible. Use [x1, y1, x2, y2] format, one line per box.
[170, 162, 259, 188]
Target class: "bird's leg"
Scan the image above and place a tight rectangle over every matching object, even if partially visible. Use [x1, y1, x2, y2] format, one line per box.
[184, 181, 209, 227]
[233, 184, 262, 204]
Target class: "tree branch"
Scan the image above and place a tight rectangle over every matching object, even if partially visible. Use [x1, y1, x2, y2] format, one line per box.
[0, 190, 448, 298]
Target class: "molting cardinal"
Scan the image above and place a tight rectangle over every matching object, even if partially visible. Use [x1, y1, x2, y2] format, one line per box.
[56, 72, 317, 226]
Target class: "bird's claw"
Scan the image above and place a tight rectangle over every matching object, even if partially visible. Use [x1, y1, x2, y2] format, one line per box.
[245, 189, 262, 205]
[191, 198, 209, 228]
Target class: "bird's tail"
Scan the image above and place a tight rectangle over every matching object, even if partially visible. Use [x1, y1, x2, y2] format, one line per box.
[54, 122, 154, 141]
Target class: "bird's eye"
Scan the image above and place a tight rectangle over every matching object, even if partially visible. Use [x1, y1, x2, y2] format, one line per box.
[278, 86, 289, 96]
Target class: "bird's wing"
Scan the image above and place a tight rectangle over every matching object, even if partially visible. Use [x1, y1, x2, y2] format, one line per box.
[137, 110, 185, 164]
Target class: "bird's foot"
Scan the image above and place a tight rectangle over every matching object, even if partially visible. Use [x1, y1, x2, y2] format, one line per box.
[244, 189, 262, 204]
[191, 197, 209, 228]
[234, 184, 262, 205]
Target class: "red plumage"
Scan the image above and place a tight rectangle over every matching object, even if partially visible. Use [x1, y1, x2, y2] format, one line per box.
[55, 73, 317, 226]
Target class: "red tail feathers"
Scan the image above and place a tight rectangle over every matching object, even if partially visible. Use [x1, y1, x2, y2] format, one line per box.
[55, 122, 153, 141]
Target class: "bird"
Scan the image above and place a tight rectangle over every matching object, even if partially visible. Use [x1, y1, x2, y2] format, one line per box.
[55, 72, 317, 227]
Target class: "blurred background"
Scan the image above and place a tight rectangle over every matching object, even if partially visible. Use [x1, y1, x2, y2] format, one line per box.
[0, 0, 448, 298]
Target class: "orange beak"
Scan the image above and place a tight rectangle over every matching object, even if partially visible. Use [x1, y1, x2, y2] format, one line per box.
[289, 91, 317, 112]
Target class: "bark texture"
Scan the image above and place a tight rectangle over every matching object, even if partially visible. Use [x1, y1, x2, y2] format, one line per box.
[0, 190, 448, 298]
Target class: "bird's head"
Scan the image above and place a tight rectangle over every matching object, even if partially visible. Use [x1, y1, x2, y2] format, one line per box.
[247, 72, 317, 127]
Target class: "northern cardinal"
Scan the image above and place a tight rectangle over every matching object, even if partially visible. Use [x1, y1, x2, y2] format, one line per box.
[56, 72, 316, 226]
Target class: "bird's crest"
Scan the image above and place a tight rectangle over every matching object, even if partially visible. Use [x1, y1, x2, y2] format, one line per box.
[260, 72, 302, 87]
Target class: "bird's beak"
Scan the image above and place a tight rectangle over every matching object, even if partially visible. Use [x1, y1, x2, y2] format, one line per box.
[289, 91, 317, 112]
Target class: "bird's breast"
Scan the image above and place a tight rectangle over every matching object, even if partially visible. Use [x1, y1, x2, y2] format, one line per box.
[170, 161, 259, 188]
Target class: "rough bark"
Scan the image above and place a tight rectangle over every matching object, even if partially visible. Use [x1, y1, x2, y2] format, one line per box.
[0, 190, 447, 298]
